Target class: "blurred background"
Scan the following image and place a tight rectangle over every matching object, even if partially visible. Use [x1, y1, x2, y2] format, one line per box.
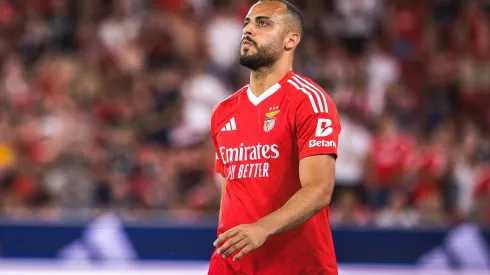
[0, 0, 489, 274]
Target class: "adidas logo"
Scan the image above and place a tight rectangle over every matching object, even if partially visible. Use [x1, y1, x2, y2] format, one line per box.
[57, 213, 137, 262]
[221, 117, 237, 131]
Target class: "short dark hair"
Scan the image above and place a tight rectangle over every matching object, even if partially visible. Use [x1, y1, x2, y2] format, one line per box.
[258, 0, 304, 36]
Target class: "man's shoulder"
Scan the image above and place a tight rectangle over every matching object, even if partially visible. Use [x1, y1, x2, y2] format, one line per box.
[212, 85, 248, 116]
[283, 73, 334, 113]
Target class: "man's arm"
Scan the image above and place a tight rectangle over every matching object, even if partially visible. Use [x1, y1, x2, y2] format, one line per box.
[255, 154, 335, 236]
[214, 154, 336, 260]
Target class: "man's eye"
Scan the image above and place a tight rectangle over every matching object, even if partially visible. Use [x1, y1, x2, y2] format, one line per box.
[258, 21, 268, 26]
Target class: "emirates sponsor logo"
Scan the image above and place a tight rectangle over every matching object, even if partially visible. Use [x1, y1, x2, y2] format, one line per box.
[219, 143, 279, 180]
[219, 143, 279, 165]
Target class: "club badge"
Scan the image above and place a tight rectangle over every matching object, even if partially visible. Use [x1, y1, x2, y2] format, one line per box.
[264, 109, 280, 132]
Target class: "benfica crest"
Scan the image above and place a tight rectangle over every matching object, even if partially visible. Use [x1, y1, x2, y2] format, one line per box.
[264, 109, 280, 132]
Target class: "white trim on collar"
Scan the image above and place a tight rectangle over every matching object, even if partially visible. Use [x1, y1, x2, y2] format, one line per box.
[246, 83, 281, 106]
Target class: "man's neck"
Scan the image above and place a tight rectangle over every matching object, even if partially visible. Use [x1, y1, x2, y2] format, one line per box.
[249, 62, 292, 97]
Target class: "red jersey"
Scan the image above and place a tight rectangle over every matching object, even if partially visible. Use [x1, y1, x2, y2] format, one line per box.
[474, 167, 490, 199]
[473, 167, 490, 226]
[412, 146, 447, 203]
[208, 71, 340, 275]
[368, 134, 413, 187]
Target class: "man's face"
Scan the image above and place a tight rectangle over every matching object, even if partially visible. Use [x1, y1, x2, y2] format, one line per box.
[239, 2, 287, 71]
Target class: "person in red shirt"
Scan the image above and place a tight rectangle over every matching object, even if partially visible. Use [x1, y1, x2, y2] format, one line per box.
[473, 164, 490, 227]
[366, 116, 413, 209]
[412, 126, 451, 206]
[208, 1, 341, 274]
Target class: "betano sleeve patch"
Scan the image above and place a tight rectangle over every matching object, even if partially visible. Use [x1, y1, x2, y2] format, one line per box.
[293, 93, 340, 160]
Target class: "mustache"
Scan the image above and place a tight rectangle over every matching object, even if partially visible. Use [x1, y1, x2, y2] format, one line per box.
[241, 37, 257, 47]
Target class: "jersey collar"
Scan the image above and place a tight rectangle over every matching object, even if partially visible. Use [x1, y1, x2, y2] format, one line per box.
[246, 70, 294, 106]
[246, 83, 280, 106]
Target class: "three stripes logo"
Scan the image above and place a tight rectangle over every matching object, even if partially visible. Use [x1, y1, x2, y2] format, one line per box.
[287, 75, 328, 114]
[221, 117, 237, 132]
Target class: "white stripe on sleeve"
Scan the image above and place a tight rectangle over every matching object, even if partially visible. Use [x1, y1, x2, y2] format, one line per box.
[287, 79, 319, 113]
[294, 74, 328, 113]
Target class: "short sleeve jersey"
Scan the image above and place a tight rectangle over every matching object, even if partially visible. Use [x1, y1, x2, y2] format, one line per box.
[210, 71, 341, 274]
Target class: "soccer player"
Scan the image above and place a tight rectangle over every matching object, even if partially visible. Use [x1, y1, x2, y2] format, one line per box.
[208, 1, 341, 274]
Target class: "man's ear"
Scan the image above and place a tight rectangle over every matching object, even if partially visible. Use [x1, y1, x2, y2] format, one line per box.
[284, 32, 300, 51]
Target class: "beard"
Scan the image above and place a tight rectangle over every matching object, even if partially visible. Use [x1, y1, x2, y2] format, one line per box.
[239, 39, 282, 71]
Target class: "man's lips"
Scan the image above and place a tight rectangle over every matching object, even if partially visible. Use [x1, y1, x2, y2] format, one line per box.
[241, 38, 256, 47]
[242, 40, 253, 46]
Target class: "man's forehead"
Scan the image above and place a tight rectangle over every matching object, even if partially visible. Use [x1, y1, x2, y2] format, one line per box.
[245, 1, 287, 19]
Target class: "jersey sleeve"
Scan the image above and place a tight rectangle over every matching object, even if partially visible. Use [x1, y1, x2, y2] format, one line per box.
[295, 96, 341, 160]
[214, 145, 225, 177]
[211, 107, 225, 178]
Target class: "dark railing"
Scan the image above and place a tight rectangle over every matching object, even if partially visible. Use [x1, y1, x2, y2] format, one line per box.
[0, 214, 488, 268]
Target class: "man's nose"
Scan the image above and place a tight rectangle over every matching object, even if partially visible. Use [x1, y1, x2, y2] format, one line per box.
[243, 24, 254, 37]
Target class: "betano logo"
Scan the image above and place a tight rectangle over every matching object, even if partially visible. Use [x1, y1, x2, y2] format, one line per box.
[309, 139, 337, 148]
[315, 118, 333, 137]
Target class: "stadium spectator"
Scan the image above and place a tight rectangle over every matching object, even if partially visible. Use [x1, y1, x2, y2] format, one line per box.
[375, 189, 418, 228]
[0, 0, 487, 229]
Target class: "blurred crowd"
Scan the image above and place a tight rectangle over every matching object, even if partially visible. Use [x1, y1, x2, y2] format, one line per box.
[0, 0, 489, 229]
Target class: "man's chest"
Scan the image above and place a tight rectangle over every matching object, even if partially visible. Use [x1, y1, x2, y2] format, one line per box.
[215, 101, 295, 180]
[215, 101, 293, 149]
